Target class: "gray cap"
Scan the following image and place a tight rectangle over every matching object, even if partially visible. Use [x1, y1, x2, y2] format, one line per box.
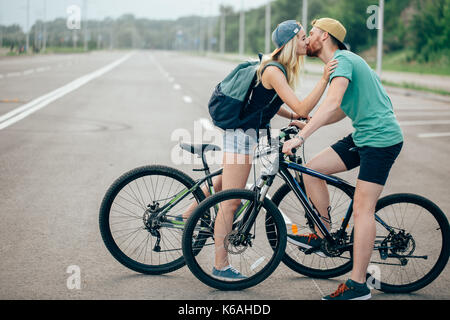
[271, 20, 302, 56]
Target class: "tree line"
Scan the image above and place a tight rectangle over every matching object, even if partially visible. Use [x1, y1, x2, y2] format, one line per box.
[0, 0, 448, 63]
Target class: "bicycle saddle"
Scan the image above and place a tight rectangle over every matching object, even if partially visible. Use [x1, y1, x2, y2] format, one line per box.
[179, 142, 221, 156]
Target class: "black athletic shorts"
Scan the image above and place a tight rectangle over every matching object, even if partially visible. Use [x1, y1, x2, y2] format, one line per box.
[331, 134, 403, 186]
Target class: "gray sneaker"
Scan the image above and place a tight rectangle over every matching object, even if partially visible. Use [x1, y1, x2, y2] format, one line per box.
[212, 266, 247, 280]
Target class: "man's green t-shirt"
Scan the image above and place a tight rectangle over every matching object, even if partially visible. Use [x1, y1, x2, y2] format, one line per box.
[329, 50, 403, 148]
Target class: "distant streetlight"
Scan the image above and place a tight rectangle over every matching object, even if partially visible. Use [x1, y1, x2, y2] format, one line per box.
[26, 0, 30, 52]
[239, 0, 245, 56]
[42, 0, 47, 52]
[265, 0, 271, 54]
[83, 0, 88, 51]
[302, 0, 308, 30]
[220, 5, 225, 54]
[376, 0, 385, 76]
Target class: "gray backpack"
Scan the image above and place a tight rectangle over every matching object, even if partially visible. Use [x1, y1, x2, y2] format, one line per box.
[208, 54, 286, 130]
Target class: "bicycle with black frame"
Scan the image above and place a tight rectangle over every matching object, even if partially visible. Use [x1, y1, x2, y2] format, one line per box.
[181, 125, 450, 292]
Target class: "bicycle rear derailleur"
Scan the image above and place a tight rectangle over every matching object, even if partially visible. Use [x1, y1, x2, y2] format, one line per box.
[143, 201, 163, 252]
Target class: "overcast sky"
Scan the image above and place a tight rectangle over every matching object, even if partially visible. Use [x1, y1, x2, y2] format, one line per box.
[0, 0, 271, 31]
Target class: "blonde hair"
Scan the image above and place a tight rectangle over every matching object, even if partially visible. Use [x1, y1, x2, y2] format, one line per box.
[256, 25, 304, 90]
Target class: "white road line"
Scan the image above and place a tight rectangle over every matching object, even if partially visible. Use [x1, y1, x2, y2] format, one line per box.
[396, 111, 450, 117]
[0, 52, 134, 130]
[23, 69, 34, 75]
[311, 279, 325, 297]
[418, 132, 450, 138]
[399, 120, 450, 126]
[7, 72, 21, 77]
[173, 84, 181, 90]
[183, 96, 193, 104]
[396, 106, 450, 111]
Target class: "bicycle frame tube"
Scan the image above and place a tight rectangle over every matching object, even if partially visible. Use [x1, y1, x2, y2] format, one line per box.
[279, 160, 357, 244]
[281, 159, 393, 240]
[156, 168, 223, 219]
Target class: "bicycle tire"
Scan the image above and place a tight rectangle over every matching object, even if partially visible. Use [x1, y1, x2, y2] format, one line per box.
[182, 189, 287, 291]
[271, 180, 354, 279]
[359, 193, 450, 293]
[99, 165, 205, 274]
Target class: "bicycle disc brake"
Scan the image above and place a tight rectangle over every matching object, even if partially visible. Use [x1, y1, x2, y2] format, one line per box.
[224, 230, 251, 255]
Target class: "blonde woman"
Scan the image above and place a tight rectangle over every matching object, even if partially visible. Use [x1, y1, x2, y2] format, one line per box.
[184, 20, 338, 279]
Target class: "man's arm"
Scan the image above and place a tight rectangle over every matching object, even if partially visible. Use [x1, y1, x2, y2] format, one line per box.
[297, 77, 349, 141]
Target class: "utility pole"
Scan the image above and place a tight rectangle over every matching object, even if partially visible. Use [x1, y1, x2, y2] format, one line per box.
[302, 0, 308, 30]
[220, 5, 225, 54]
[265, 1, 271, 54]
[0, 0, 3, 48]
[26, 0, 30, 53]
[83, 0, 88, 51]
[42, 0, 47, 52]
[239, 0, 245, 56]
[207, 1, 212, 52]
[376, 0, 384, 76]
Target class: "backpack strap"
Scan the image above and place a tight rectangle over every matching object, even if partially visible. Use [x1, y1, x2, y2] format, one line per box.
[255, 61, 288, 142]
[262, 61, 287, 106]
[262, 61, 287, 79]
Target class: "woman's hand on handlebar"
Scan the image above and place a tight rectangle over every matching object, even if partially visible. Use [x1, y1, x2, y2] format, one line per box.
[282, 136, 304, 156]
[289, 119, 308, 130]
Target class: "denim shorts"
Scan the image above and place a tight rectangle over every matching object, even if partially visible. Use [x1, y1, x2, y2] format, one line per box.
[331, 133, 403, 186]
[223, 129, 266, 155]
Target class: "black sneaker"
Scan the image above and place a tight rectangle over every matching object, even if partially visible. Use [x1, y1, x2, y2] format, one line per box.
[289, 233, 323, 250]
[322, 279, 371, 300]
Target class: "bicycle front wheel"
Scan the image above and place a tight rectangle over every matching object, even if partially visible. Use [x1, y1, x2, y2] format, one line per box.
[360, 193, 450, 293]
[182, 189, 287, 291]
[99, 165, 205, 275]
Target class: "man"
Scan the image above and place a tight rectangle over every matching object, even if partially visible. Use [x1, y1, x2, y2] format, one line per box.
[282, 18, 403, 300]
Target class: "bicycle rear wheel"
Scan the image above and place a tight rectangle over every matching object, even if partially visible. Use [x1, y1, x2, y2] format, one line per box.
[359, 193, 450, 293]
[271, 180, 354, 278]
[182, 189, 287, 291]
[99, 165, 205, 274]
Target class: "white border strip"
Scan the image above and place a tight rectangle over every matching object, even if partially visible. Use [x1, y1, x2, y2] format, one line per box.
[0, 52, 134, 130]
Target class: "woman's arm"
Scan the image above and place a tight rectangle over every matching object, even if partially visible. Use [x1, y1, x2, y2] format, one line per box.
[265, 59, 338, 117]
[277, 106, 300, 120]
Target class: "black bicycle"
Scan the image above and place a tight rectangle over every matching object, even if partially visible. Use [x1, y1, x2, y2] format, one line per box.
[99, 142, 223, 274]
[182, 126, 450, 292]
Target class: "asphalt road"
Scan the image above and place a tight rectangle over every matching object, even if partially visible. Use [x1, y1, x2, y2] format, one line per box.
[0, 50, 449, 300]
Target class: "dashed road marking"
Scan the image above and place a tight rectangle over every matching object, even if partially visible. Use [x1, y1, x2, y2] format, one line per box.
[399, 120, 450, 126]
[183, 96, 192, 104]
[418, 132, 450, 138]
[0, 52, 134, 130]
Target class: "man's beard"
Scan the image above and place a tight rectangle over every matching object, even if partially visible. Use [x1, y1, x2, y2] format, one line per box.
[306, 45, 320, 57]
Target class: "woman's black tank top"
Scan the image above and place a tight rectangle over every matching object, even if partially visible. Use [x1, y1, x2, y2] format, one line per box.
[238, 81, 284, 131]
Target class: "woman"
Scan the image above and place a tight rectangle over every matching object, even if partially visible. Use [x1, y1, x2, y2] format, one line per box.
[186, 20, 338, 279]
